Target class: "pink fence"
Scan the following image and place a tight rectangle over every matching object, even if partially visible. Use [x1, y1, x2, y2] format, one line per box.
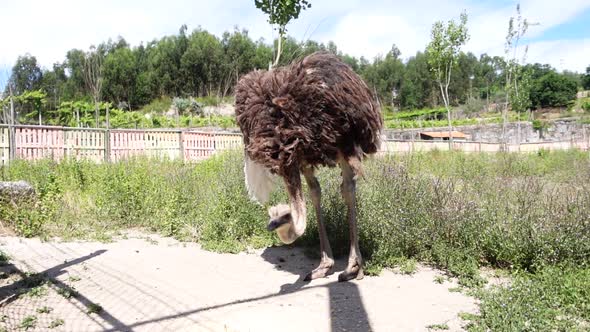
[183, 131, 215, 161]
[0, 125, 245, 165]
[0, 127, 9, 165]
[110, 130, 181, 162]
[64, 129, 105, 162]
[15, 127, 65, 160]
[1, 124, 589, 166]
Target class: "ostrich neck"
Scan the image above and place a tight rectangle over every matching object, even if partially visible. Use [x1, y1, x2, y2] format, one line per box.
[285, 169, 307, 237]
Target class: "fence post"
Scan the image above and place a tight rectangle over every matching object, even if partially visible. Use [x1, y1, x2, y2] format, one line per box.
[179, 130, 184, 162]
[105, 129, 111, 163]
[8, 94, 16, 162]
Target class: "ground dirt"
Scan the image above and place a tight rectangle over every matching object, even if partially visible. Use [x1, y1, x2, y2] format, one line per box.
[0, 233, 477, 332]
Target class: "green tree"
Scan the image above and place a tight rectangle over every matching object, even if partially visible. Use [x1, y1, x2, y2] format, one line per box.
[103, 47, 137, 110]
[18, 90, 47, 125]
[83, 46, 104, 126]
[222, 28, 257, 89]
[530, 71, 577, 108]
[254, 0, 311, 67]
[362, 45, 404, 107]
[40, 63, 68, 110]
[6, 54, 43, 95]
[252, 39, 274, 70]
[477, 54, 505, 107]
[132, 44, 153, 107]
[399, 52, 437, 110]
[181, 28, 224, 96]
[426, 11, 469, 145]
[449, 51, 478, 105]
[63, 49, 88, 100]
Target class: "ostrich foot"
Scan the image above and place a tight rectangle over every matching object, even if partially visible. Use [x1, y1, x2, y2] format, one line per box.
[338, 260, 364, 282]
[304, 259, 334, 281]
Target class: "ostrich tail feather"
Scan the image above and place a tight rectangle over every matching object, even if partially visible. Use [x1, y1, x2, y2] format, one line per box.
[244, 154, 277, 204]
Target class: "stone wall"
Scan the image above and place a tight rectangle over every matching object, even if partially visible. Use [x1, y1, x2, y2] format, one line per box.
[384, 119, 590, 144]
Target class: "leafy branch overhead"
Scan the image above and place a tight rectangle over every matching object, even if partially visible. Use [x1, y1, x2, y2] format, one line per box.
[254, 0, 311, 36]
[254, 0, 311, 66]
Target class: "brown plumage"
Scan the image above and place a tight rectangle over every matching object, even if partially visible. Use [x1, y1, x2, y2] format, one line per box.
[235, 51, 383, 282]
[235, 51, 383, 177]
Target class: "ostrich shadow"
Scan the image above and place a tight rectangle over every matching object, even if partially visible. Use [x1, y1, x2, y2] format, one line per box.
[261, 245, 373, 332]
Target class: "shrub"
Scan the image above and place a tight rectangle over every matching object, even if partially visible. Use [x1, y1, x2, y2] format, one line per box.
[139, 97, 172, 114]
[172, 97, 203, 115]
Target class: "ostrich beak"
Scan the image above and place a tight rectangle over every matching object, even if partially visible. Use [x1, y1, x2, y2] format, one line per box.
[267, 216, 291, 231]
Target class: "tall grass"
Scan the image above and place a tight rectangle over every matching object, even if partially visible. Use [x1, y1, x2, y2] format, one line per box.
[1, 150, 589, 273]
[0, 153, 274, 251]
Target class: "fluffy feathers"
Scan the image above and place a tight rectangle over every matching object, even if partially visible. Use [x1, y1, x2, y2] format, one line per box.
[244, 153, 278, 204]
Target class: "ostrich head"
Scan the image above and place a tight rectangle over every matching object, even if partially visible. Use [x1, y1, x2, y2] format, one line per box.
[266, 168, 308, 244]
[267, 204, 296, 244]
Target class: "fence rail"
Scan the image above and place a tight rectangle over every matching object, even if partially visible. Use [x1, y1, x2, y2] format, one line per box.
[0, 124, 588, 165]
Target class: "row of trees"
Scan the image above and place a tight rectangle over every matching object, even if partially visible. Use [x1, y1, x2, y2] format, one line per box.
[2, 22, 588, 127]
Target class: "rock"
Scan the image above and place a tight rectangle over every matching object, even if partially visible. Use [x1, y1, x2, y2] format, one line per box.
[0, 181, 35, 202]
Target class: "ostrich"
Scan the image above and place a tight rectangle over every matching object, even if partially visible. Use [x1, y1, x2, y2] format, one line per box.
[235, 52, 383, 282]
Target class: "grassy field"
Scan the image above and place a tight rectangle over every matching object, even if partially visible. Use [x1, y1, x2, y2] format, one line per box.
[1, 150, 589, 330]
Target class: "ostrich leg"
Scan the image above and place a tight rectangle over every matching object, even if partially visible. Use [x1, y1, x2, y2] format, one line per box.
[303, 168, 334, 281]
[338, 157, 364, 282]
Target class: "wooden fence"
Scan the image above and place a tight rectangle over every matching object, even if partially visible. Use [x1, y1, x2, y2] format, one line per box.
[379, 139, 590, 154]
[0, 125, 588, 166]
[0, 125, 243, 165]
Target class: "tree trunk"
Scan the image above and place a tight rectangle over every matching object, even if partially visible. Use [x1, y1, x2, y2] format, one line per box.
[9, 90, 16, 161]
[106, 106, 110, 129]
[439, 82, 453, 150]
[95, 101, 99, 128]
[273, 33, 284, 67]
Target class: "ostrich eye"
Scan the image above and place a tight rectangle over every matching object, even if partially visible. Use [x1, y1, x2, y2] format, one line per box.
[267, 214, 291, 231]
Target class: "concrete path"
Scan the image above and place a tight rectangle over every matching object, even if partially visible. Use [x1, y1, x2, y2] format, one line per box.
[0, 234, 477, 332]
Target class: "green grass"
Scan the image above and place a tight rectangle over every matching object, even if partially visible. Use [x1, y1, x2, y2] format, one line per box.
[384, 117, 499, 129]
[2, 150, 589, 270]
[56, 286, 78, 299]
[426, 323, 449, 330]
[383, 107, 447, 121]
[470, 265, 590, 331]
[68, 275, 81, 282]
[2, 150, 590, 328]
[19, 316, 36, 330]
[26, 284, 48, 298]
[86, 303, 103, 314]
[48, 318, 64, 329]
[36, 306, 53, 314]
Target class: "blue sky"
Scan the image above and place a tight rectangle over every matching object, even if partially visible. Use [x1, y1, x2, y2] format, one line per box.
[1, 0, 589, 90]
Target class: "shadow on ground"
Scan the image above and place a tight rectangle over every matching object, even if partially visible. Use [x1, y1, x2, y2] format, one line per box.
[1, 237, 375, 332]
[261, 245, 373, 332]
[0, 249, 131, 330]
[100, 245, 372, 332]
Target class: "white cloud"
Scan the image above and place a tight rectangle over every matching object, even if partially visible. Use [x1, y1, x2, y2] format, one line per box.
[526, 39, 590, 72]
[0, 0, 589, 73]
[319, 0, 590, 71]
